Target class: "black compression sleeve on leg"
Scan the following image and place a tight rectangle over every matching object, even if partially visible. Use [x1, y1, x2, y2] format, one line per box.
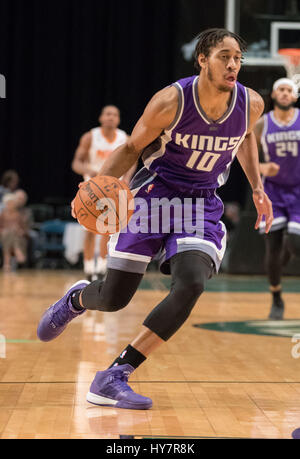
[287, 233, 300, 259]
[81, 269, 143, 312]
[143, 251, 214, 341]
[264, 230, 284, 287]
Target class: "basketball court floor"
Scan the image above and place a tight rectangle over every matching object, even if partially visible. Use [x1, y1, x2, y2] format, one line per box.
[1, 270, 300, 439]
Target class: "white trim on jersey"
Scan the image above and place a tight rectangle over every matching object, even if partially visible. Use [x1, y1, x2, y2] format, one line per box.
[143, 83, 184, 170]
[245, 86, 250, 132]
[218, 86, 238, 124]
[143, 132, 172, 170]
[167, 82, 185, 131]
[108, 232, 152, 264]
[288, 221, 300, 235]
[192, 77, 210, 125]
[261, 114, 270, 162]
[216, 86, 249, 186]
[176, 224, 227, 262]
[217, 132, 247, 187]
[270, 108, 299, 129]
[259, 216, 287, 229]
[192, 76, 237, 125]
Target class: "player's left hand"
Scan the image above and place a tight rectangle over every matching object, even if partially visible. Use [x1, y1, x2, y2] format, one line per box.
[71, 198, 76, 219]
[252, 189, 273, 234]
[70, 181, 88, 219]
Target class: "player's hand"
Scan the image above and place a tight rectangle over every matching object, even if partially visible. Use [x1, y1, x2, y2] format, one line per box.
[252, 188, 273, 233]
[70, 181, 88, 219]
[260, 162, 280, 177]
[71, 198, 76, 219]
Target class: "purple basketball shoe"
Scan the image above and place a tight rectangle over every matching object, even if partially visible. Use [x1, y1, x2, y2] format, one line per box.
[86, 364, 152, 410]
[37, 280, 90, 342]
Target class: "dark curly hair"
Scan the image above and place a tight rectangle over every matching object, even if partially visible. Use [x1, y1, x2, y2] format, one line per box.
[1, 170, 19, 188]
[194, 28, 247, 72]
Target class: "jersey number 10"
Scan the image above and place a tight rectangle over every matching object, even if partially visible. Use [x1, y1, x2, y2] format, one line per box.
[186, 150, 221, 172]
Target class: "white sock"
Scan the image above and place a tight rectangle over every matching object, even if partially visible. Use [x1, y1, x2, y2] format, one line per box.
[96, 257, 107, 275]
[84, 259, 95, 275]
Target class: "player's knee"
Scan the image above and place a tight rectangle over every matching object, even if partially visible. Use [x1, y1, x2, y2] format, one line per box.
[98, 287, 134, 312]
[98, 296, 129, 313]
[287, 233, 300, 257]
[174, 277, 205, 302]
[85, 231, 95, 241]
[186, 279, 205, 300]
[81, 270, 142, 313]
[265, 242, 280, 257]
[81, 281, 130, 312]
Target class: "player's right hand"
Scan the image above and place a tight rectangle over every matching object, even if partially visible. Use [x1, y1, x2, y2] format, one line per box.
[260, 162, 280, 177]
[253, 189, 273, 234]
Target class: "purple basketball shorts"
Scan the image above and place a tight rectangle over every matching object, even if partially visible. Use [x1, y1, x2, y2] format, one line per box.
[260, 180, 300, 235]
[107, 168, 227, 275]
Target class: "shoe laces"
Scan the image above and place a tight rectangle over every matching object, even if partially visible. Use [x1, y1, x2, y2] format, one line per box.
[108, 370, 133, 393]
[52, 301, 75, 327]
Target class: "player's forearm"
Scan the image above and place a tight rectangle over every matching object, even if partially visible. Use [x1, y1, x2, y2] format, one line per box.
[97, 142, 140, 179]
[72, 159, 88, 176]
[237, 132, 264, 191]
[122, 162, 137, 184]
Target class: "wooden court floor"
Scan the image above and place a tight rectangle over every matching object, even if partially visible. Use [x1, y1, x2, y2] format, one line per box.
[1, 270, 300, 439]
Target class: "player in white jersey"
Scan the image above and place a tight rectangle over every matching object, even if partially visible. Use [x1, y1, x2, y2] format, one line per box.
[72, 105, 136, 280]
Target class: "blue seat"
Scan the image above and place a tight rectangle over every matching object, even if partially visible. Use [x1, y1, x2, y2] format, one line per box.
[34, 219, 68, 269]
[28, 204, 55, 229]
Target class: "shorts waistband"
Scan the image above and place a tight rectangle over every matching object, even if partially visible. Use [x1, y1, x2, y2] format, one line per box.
[131, 167, 216, 198]
[155, 175, 216, 198]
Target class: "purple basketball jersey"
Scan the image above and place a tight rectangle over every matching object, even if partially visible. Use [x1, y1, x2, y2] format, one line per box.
[142, 75, 249, 192]
[108, 76, 250, 275]
[261, 109, 300, 187]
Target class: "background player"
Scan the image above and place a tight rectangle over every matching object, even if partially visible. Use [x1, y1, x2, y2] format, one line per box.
[255, 78, 300, 320]
[38, 29, 273, 410]
[72, 105, 136, 280]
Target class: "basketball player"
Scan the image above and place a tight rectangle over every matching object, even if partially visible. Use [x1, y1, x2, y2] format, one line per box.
[254, 78, 300, 320]
[72, 105, 136, 280]
[71, 105, 136, 281]
[38, 29, 273, 410]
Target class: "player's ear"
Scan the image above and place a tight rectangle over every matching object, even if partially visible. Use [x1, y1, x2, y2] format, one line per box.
[197, 54, 207, 71]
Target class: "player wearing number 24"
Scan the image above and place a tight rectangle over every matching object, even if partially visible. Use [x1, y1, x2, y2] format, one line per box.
[254, 78, 300, 320]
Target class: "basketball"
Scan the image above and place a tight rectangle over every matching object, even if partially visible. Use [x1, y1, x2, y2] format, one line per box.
[74, 176, 134, 235]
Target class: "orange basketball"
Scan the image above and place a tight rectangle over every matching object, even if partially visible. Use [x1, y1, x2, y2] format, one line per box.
[74, 176, 134, 235]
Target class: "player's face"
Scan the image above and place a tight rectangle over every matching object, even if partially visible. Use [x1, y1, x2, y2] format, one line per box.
[8, 176, 19, 191]
[14, 191, 27, 207]
[99, 107, 120, 129]
[272, 85, 297, 111]
[199, 37, 242, 92]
